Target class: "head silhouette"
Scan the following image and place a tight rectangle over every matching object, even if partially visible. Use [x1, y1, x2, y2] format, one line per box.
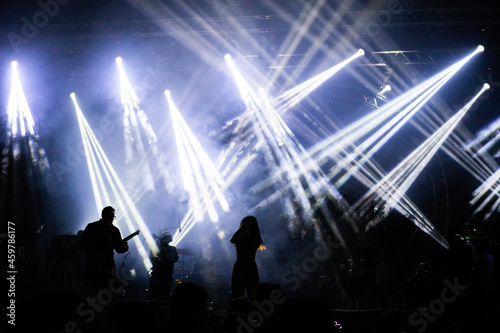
[240, 216, 264, 249]
[101, 206, 115, 223]
[158, 231, 173, 246]
[240, 215, 257, 228]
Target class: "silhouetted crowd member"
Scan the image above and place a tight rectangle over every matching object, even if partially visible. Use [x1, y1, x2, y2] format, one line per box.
[230, 216, 265, 299]
[80, 206, 129, 291]
[247, 283, 288, 333]
[167, 282, 209, 333]
[149, 230, 179, 301]
[223, 297, 257, 333]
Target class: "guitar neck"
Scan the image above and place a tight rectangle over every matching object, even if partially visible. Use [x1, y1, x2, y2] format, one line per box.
[123, 230, 140, 242]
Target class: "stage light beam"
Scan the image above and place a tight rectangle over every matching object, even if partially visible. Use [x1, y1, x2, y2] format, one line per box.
[115, 57, 175, 195]
[71, 93, 160, 272]
[166, 91, 230, 224]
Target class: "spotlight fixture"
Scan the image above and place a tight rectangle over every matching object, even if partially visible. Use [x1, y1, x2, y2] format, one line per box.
[378, 84, 392, 97]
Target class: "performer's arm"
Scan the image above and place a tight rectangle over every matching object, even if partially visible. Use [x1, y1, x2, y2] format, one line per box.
[112, 227, 129, 253]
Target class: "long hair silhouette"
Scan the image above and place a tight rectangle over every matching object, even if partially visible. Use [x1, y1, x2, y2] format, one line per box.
[240, 216, 266, 251]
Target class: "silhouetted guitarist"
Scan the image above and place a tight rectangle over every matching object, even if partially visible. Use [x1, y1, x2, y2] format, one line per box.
[80, 206, 130, 291]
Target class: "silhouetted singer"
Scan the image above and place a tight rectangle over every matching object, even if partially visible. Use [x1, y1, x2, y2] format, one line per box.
[80, 206, 129, 291]
[230, 216, 265, 299]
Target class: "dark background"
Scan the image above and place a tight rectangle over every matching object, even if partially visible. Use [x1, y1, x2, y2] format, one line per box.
[1, 1, 500, 331]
